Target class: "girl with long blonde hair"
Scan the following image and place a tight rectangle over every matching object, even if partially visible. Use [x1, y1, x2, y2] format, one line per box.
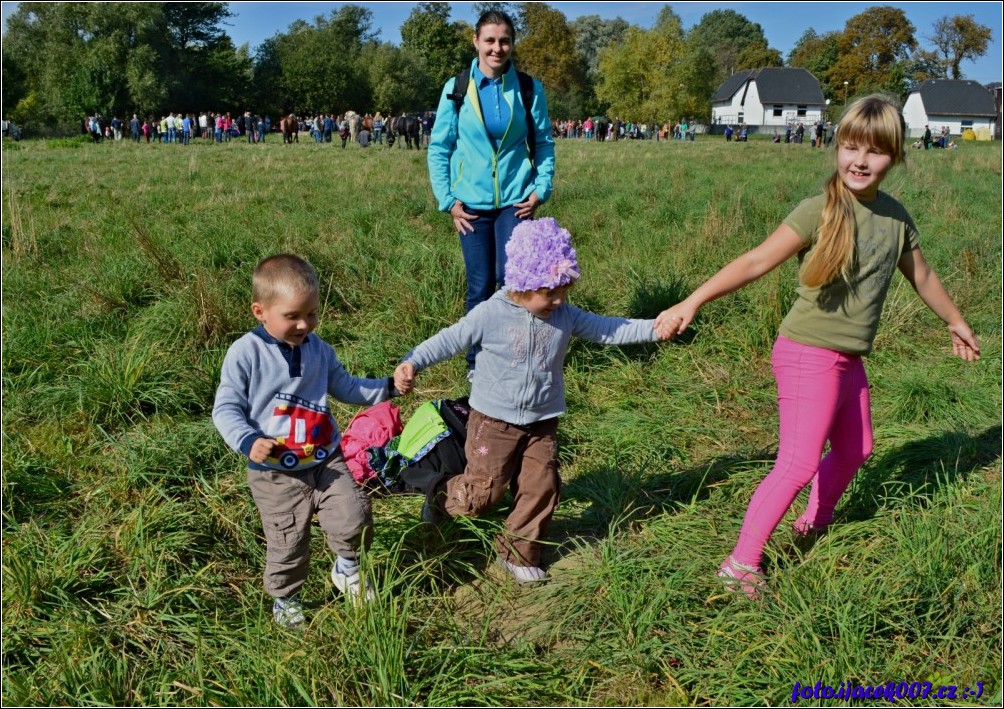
[655, 95, 981, 598]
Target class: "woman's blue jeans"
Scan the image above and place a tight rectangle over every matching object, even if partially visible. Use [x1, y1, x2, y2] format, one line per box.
[458, 204, 523, 369]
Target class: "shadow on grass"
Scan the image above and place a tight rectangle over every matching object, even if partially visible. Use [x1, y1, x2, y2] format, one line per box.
[385, 422, 999, 581]
[547, 424, 1001, 566]
[545, 449, 775, 561]
[840, 424, 1001, 523]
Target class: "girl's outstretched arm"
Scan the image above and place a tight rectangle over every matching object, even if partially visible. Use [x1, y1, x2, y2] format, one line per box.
[897, 247, 981, 361]
[656, 224, 804, 338]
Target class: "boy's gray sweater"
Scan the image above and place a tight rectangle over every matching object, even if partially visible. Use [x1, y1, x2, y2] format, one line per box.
[213, 325, 392, 472]
[403, 290, 657, 426]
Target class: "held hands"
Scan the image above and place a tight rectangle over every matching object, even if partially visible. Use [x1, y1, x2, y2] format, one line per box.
[451, 201, 478, 235]
[948, 322, 981, 361]
[655, 301, 699, 340]
[514, 191, 542, 219]
[249, 437, 277, 464]
[394, 362, 417, 395]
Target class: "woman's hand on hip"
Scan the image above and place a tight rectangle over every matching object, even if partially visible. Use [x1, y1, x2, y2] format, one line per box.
[451, 200, 478, 235]
[514, 191, 541, 219]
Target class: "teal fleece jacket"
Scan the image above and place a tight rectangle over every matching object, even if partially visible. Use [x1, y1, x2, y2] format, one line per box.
[427, 59, 555, 213]
[402, 290, 657, 426]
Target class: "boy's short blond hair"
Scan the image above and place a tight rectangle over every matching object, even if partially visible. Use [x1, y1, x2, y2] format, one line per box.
[252, 254, 319, 304]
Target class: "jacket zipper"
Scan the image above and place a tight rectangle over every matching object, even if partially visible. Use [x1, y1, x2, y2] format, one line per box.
[521, 310, 534, 424]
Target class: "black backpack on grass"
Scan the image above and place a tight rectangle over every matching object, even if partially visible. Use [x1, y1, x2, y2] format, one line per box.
[397, 398, 471, 494]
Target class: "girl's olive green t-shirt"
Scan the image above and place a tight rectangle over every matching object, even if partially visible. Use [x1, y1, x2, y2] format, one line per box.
[779, 191, 920, 355]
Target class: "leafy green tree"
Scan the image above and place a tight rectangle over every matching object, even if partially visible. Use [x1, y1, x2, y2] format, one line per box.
[362, 42, 433, 113]
[675, 44, 717, 123]
[516, 4, 584, 95]
[1, 2, 240, 131]
[251, 38, 286, 117]
[515, 4, 586, 120]
[596, 21, 688, 123]
[736, 39, 782, 71]
[828, 6, 917, 97]
[2, 47, 29, 118]
[903, 49, 948, 87]
[570, 14, 629, 80]
[930, 15, 993, 80]
[686, 9, 777, 87]
[788, 29, 840, 98]
[267, 6, 376, 114]
[400, 2, 472, 88]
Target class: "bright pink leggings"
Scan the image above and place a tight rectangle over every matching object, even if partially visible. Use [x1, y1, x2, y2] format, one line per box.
[731, 336, 873, 569]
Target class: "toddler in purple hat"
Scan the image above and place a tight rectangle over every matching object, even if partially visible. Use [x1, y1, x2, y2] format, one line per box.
[395, 218, 670, 584]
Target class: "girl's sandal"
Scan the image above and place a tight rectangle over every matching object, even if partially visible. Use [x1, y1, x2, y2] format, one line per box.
[717, 555, 766, 600]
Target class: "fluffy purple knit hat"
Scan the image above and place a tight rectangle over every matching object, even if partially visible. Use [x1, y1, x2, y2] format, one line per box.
[504, 217, 580, 292]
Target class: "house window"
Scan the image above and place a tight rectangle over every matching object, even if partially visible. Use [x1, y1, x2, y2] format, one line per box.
[797, 105, 807, 117]
[961, 120, 973, 128]
[773, 105, 783, 117]
[738, 111, 744, 123]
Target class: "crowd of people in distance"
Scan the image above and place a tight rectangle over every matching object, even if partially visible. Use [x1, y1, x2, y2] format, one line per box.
[69, 111, 958, 153]
[551, 117, 700, 142]
[77, 109, 440, 148]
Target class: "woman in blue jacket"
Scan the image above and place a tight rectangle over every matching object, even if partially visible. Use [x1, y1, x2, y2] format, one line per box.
[427, 9, 555, 372]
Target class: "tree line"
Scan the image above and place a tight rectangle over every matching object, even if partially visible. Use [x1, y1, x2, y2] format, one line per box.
[2, 2, 993, 136]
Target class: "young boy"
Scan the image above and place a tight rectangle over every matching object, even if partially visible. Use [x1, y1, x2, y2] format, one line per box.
[394, 218, 670, 584]
[213, 254, 400, 627]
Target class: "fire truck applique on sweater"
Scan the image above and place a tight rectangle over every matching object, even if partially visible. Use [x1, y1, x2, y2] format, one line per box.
[266, 393, 335, 469]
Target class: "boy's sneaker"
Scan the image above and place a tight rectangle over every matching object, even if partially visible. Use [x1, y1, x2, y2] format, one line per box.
[420, 488, 447, 525]
[332, 560, 376, 602]
[497, 556, 550, 586]
[272, 595, 305, 628]
[717, 555, 765, 600]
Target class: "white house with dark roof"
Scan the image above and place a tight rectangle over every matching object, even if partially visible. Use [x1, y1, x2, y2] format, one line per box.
[711, 67, 826, 129]
[903, 79, 997, 139]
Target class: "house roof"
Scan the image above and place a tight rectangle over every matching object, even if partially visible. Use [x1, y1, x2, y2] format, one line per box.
[756, 68, 824, 104]
[712, 67, 824, 105]
[712, 70, 756, 102]
[911, 79, 996, 117]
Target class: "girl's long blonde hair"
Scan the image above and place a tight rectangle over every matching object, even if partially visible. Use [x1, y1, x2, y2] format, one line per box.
[801, 95, 906, 288]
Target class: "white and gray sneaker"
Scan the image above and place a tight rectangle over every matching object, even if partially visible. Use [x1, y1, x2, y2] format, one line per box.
[497, 556, 550, 585]
[272, 595, 305, 628]
[332, 558, 376, 602]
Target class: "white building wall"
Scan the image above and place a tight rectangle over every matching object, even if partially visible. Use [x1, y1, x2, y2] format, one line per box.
[902, 94, 927, 136]
[926, 115, 994, 136]
[711, 80, 825, 127]
[902, 93, 994, 136]
[712, 85, 749, 125]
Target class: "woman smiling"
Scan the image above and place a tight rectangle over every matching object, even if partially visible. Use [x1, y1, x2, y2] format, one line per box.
[427, 9, 555, 374]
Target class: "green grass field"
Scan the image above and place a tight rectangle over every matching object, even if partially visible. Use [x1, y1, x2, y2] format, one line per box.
[2, 134, 1001, 706]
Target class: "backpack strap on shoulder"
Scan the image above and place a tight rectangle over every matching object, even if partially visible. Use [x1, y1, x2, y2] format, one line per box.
[452, 67, 538, 164]
[516, 70, 537, 164]
[448, 69, 470, 113]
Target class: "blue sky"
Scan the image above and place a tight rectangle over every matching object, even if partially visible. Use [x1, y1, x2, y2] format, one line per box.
[2, 2, 1001, 83]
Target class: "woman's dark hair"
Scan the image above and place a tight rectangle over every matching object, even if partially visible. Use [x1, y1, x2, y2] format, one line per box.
[475, 9, 516, 39]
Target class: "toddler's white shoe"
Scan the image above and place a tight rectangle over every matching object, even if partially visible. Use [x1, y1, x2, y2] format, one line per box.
[332, 559, 376, 602]
[272, 595, 305, 628]
[496, 556, 549, 585]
